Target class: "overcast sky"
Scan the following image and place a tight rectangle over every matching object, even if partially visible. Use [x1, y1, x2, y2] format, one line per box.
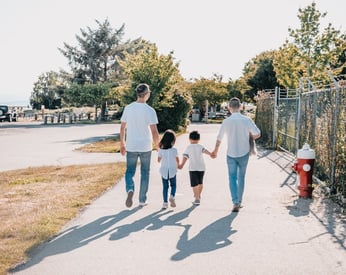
[0, 0, 345, 104]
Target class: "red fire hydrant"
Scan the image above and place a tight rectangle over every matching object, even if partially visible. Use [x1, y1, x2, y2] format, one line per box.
[292, 143, 315, 198]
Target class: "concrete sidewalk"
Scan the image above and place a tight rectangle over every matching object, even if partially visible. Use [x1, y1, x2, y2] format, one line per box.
[11, 124, 346, 275]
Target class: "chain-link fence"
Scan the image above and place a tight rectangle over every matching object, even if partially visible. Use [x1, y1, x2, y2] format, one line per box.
[255, 77, 346, 205]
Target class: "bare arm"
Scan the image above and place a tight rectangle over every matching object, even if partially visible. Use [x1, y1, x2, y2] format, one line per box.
[175, 156, 180, 167]
[203, 148, 212, 157]
[150, 124, 160, 150]
[120, 122, 127, 156]
[251, 133, 261, 140]
[179, 156, 188, 169]
[211, 140, 221, 158]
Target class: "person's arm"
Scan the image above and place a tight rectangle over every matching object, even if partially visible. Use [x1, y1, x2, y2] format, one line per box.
[150, 124, 160, 150]
[120, 122, 127, 156]
[251, 133, 261, 140]
[211, 140, 221, 158]
[249, 119, 261, 140]
[179, 156, 188, 169]
[175, 156, 180, 167]
[203, 148, 212, 157]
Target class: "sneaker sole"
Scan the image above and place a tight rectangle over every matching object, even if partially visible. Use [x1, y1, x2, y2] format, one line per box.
[125, 191, 134, 207]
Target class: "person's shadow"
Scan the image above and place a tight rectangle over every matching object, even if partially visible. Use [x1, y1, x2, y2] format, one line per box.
[147, 205, 197, 230]
[171, 213, 238, 261]
[109, 205, 197, 240]
[11, 208, 140, 272]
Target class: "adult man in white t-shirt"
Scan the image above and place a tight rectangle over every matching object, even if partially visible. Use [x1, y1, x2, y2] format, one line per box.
[120, 83, 159, 208]
[211, 97, 260, 212]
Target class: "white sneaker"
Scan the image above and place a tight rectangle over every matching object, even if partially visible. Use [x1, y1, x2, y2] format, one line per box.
[162, 202, 168, 209]
[192, 199, 200, 205]
[139, 202, 148, 207]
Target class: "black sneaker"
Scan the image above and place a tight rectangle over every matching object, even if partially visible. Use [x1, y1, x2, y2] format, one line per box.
[125, 191, 134, 208]
[232, 204, 240, 212]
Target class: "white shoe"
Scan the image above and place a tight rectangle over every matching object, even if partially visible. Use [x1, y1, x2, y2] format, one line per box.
[162, 202, 168, 209]
[139, 202, 148, 207]
[192, 199, 200, 205]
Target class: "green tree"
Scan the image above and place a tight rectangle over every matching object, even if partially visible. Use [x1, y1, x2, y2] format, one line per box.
[188, 77, 228, 114]
[273, 43, 305, 88]
[242, 51, 281, 99]
[30, 71, 65, 109]
[274, 2, 346, 88]
[226, 78, 249, 102]
[63, 82, 113, 121]
[119, 45, 192, 132]
[59, 20, 151, 119]
[59, 19, 125, 84]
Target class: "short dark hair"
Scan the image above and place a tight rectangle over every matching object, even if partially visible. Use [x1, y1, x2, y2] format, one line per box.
[189, 130, 200, 140]
[136, 83, 150, 96]
[229, 97, 241, 108]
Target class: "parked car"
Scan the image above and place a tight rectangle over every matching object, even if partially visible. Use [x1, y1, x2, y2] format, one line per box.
[0, 105, 12, 122]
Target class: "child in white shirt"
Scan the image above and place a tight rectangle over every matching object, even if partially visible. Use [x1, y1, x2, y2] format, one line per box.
[158, 129, 179, 209]
[179, 130, 212, 205]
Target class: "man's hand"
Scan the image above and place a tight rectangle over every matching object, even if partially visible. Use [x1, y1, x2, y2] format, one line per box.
[120, 145, 126, 156]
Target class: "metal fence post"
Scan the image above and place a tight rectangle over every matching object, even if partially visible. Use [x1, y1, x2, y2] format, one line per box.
[273, 87, 278, 149]
[328, 72, 340, 192]
[296, 79, 303, 154]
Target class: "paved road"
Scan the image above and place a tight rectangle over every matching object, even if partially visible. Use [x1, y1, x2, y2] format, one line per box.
[0, 122, 122, 172]
[3, 122, 346, 275]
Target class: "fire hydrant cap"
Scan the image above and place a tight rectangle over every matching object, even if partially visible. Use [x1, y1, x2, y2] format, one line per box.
[297, 143, 315, 159]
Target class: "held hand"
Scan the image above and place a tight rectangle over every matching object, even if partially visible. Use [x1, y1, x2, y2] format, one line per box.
[211, 151, 217, 159]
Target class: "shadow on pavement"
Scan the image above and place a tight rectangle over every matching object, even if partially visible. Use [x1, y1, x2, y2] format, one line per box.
[109, 205, 197, 241]
[263, 149, 346, 251]
[171, 213, 238, 261]
[11, 208, 140, 273]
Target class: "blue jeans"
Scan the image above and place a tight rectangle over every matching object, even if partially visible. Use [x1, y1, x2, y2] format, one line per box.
[161, 175, 177, 203]
[125, 151, 152, 203]
[226, 153, 249, 205]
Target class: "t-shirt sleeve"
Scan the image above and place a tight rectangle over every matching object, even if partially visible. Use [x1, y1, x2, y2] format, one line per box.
[216, 121, 226, 141]
[120, 106, 128, 122]
[149, 107, 158, 125]
[183, 146, 190, 159]
[248, 118, 261, 135]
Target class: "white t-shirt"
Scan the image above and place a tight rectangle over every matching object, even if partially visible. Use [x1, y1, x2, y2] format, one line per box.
[158, 147, 178, 179]
[183, 144, 207, 171]
[217, 112, 261, 158]
[120, 102, 158, 152]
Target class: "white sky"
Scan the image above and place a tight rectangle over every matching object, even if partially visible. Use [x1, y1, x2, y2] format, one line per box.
[0, 0, 345, 104]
